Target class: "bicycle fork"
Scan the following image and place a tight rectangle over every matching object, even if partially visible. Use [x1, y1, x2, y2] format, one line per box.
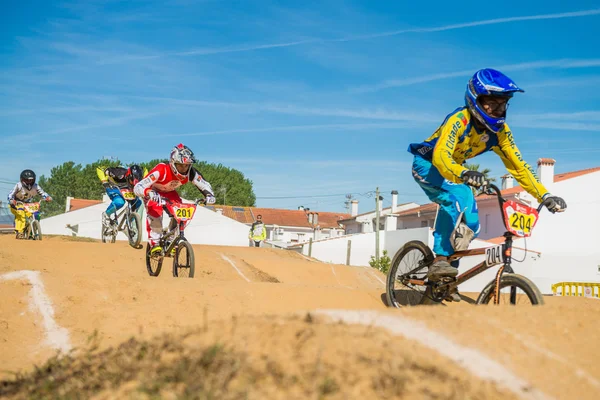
[492, 233, 516, 305]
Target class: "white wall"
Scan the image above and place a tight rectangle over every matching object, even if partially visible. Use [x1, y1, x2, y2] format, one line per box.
[40, 199, 250, 247]
[522, 172, 600, 292]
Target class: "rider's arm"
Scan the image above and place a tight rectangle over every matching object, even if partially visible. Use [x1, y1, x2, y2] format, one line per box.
[493, 124, 549, 202]
[190, 168, 215, 198]
[7, 183, 19, 203]
[34, 184, 50, 200]
[431, 113, 469, 183]
[96, 167, 108, 183]
[134, 169, 159, 198]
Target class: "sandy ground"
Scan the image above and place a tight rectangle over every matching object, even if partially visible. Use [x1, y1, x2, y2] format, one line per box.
[1, 235, 598, 399]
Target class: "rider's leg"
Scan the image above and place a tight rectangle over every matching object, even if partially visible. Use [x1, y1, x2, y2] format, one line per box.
[146, 199, 164, 250]
[131, 197, 143, 213]
[103, 187, 125, 226]
[9, 205, 26, 238]
[412, 156, 480, 279]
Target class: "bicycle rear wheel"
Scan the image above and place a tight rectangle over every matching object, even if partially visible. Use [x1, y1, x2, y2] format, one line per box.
[386, 240, 433, 308]
[126, 212, 142, 249]
[476, 273, 544, 305]
[32, 220, 42, 241]
[172, 240, 195, 278]
[146, 243, 163, 277]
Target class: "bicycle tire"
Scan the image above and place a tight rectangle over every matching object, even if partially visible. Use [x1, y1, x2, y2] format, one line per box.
[32, 220, 42, 241]
[476, 273, 545, 305]
[127, 212, 142, 249]
[146, 243, 163, 277]
[386, 240, 434, 308]
[172, 240, 195, 278]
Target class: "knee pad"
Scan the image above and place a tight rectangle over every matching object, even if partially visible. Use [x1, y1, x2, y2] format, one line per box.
[450, 211, 475, 251]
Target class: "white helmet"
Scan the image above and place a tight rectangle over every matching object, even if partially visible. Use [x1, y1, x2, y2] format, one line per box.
[170, 143, 196, 180]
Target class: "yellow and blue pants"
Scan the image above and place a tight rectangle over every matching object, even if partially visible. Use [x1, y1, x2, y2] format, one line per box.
[412, 156, 480, 257]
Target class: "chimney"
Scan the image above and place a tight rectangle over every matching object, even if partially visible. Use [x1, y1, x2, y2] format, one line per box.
[377, 195, 383, 213]
[313, 212, 319, 226]
[308, 212, 313, 224]
[501, 174, 514, 190]
[391, 190, 398, 213]
[351, 200, 359, 216]
[298, 206, 304, 211]
[65, 196, 73, 213]
[537, 158, 556, 188]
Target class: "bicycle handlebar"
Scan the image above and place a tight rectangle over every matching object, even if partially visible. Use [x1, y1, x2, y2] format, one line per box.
[482, 183, 557, 214]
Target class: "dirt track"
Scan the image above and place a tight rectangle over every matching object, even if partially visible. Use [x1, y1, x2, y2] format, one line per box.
[1, 235, 599, 399]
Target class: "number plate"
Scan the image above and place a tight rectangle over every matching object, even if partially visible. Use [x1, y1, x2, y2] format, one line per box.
[121, 190, 136, 200]
[485, 244, 504, 267]
[175, 207, 195, 220]
[502, 200, 539, 237]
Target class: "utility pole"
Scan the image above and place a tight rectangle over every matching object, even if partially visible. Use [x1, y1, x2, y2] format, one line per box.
[220, 186, 227, 205]
[375, 187, 380, 263]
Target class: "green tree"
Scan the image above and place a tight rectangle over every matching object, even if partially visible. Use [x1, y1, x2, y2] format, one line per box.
[38, 158, 255, 218]
[464, 163, 496, 195]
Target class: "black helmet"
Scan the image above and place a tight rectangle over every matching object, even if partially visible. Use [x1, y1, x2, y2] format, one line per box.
[20, 169, 36, 190]
[127, 165, 144, 186]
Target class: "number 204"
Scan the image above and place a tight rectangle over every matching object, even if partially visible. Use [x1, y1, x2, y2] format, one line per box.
[511, 213, 532, 232]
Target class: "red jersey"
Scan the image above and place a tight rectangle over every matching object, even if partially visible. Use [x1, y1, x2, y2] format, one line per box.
[134, 163, 214, 198]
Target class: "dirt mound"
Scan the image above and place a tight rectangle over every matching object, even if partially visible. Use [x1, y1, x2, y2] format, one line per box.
[1, 314, 513, 400]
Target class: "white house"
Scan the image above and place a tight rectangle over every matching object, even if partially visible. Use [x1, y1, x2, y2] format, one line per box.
[215, 205, 350, 245]
[40, 195, 251, 247]
[339, 190, 419, 234]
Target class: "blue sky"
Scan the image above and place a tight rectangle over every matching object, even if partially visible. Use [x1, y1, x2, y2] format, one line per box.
[2, 0, 600, 213]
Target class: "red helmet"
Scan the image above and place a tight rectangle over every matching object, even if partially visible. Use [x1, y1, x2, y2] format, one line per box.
[169, 143, 196, 180]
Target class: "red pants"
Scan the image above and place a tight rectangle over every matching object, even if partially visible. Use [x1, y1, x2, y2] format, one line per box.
[146, 191, 182, 246]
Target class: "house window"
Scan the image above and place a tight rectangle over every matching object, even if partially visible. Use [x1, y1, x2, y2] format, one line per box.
[484, 214, 490, 234]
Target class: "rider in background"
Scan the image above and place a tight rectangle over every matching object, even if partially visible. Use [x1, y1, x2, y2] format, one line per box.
[96, 164, 145, 227]
[134, 143, 216, 255]
[7, 169, 52, 239]
[407, 68, 567, 298]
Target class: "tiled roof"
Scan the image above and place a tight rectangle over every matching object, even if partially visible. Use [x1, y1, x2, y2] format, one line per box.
[395, 165, 600, 219]
[210, 205, 255, 224]
[554, 166, 600, 182]
[478, 165, 600, 201]
[216, 205, 350, 229]
[69, 199, 103, 212]
[394, 203, 438, 217]
[351, 202, 413, 218]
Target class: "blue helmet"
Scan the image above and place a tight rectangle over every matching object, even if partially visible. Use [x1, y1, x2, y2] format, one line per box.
[465, 68, 524, 133]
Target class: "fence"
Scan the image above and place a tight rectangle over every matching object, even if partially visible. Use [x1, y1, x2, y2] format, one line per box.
[551, 282, 600, 298]
[0, 203, 15, 233]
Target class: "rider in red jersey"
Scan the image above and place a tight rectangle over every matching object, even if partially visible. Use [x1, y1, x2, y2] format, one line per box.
[134, 143, 216, 254]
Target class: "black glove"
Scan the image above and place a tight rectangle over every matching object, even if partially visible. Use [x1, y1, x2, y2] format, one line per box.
[461, 170, 486, 187]
[543, 195, 567, 213]
[102, 181, 111, 190]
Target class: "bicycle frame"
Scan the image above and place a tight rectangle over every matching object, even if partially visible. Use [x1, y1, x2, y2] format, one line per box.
[404, 184, 551, 304]
[154, 198, 204, 258]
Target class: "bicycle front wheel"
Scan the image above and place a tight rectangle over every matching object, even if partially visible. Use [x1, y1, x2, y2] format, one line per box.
[386, 240, 433, 308]
[146, 243, 163, 277]
[476, 273, 544, 305]
[126, 212, 142, 249]
[32, 220, 42, 241]
[173, 240, 195, 278]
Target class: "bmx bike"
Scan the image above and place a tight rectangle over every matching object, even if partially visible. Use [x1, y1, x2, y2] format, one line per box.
[15, 201, 43, 240]
[386, 183, 557, 307]
[145, 197, 206, 278]
[101, 187, 143, 249]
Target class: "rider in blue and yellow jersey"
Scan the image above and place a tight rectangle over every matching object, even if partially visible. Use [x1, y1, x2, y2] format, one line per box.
[96, 165, 146, 227]
[407, 68, 567, 301]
